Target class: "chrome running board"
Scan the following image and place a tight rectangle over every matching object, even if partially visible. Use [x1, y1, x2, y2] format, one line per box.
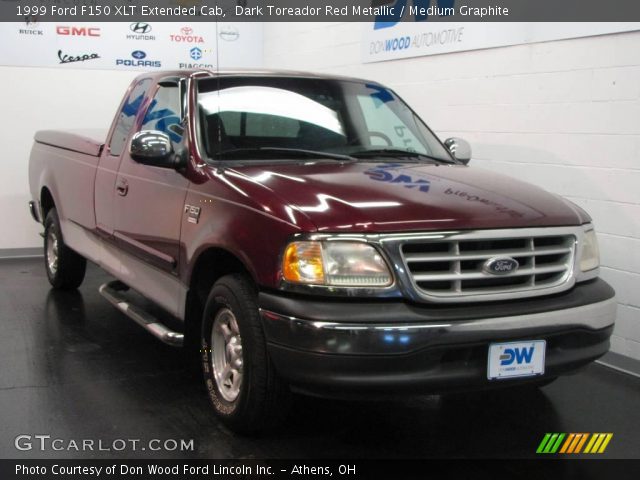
[99, 281, 184, 347]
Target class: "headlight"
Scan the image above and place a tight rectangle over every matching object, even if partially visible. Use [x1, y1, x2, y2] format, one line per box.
[580, 228, 600, 272]
[282, 241, 392, 287]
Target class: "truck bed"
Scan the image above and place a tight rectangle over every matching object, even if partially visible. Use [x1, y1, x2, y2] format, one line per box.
[34, 129, 107, 157]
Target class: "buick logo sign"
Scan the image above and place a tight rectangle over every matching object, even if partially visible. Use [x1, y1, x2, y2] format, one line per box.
[483, 257, 519, 275]
[130, 22, 151, 34]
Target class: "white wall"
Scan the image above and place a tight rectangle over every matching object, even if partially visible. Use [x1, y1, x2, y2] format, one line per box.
[264, 23, 640, 360]
[0, 66, 139, 250]
[0, 22, 263, 252]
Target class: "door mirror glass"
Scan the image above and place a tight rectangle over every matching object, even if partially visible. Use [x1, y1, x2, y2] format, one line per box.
[444, 137, 472, 164]
[130, 130, 176, 168]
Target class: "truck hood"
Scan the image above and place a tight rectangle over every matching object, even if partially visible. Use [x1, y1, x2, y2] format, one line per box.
[227, 162, 588, 233]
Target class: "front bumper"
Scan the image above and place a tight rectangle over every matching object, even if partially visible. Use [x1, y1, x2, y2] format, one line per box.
[259, 279, 616, 395]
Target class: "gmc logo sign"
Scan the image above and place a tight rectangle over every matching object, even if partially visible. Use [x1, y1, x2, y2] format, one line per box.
[56, 26, 101, 37]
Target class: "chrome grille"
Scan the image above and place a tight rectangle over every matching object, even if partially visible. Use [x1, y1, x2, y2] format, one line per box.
[400, 231, 576, 300]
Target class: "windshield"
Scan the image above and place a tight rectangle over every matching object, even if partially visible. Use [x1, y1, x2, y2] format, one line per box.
[196, 76, 454, 163]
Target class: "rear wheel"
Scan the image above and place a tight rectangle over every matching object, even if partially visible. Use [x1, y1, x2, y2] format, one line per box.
[44, 208, 86, 290]
[200, 274, 290, 433]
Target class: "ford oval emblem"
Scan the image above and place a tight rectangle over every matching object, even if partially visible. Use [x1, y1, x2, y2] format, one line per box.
[483, 257, 519, 275]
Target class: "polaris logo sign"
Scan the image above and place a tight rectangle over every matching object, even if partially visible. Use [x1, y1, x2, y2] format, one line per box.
[116, 51, 161, 68]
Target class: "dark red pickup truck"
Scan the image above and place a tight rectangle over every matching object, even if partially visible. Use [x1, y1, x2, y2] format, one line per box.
[29, 70, 615, 432]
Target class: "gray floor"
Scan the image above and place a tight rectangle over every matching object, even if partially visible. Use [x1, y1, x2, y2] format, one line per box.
[1, 258, 639, 459]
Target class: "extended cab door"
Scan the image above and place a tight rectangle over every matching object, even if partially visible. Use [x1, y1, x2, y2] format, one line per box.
[95, 78, 152, 235]
[112, 81, 189, 274]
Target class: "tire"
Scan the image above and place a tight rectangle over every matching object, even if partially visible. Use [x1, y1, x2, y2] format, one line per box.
[44, 208, 86, 290]
[200, 274, 290, 434]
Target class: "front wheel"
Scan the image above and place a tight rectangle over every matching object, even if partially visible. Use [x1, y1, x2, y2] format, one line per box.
[200, 274, 290, 433]
[44, 208, 86, 290]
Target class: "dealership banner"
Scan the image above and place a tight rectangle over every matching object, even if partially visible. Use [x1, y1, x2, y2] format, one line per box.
[3, 1, 640, 22]
[362, 21, 640, 63]
[0, 21, 262, 71]
[3, 459, 640, 479]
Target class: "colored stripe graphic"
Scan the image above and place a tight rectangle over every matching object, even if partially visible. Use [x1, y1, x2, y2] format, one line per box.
[536, 433, 552, 453]
[584, 434, 598, 453]
[543, 433, 559, 453]
[574, 433, 589, 453]
[598, 434, 613, 453]
[550, 433, 565, 453]
[559, 433, 575, 454]
[567, 433, 586, 453]
[537, 433, 565, 453]
[537, 433, 612, 454]
[585, 433, 614, 454]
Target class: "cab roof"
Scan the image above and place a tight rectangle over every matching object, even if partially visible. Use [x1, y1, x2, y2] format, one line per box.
[134, 68, 378, 85]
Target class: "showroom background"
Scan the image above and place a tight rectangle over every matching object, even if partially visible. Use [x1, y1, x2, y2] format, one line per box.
[1, 23, 638, 361]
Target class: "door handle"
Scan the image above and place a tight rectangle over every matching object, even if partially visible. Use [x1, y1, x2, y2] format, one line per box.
[116, 179, 129, 196]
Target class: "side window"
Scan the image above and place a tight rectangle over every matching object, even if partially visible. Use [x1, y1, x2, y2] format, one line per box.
[141, 85, 183, 143]
[109, 79, 151, 157]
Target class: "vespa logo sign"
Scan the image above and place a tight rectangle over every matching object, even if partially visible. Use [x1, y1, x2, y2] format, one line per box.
[500, 347, 534, 366]
[373, 0, 455, 30]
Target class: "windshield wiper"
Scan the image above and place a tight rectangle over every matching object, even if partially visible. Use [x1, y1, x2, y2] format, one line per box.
[351, 148, 456, 164]
[215, 147, 356, 162]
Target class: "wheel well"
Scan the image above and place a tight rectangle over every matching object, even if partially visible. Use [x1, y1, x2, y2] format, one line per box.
[40, 187, 55, 220]
[184, 248, 252, 349]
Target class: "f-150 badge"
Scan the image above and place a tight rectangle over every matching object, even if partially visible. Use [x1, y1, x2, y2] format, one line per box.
[185, 205, 201, 224]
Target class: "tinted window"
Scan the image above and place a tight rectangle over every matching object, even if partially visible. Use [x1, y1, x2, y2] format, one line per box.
[141, 85, 183, 143]
[109, 79, 151, 156]
[196, 76, 452, 162]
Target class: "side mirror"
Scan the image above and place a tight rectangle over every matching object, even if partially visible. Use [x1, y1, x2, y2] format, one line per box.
[130, 130, 183, 169]
[444, 137, 472, 165]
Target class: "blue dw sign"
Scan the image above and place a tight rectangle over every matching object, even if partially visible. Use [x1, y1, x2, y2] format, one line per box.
[488, 340, 546, 380]
[374, 0, 456, 30]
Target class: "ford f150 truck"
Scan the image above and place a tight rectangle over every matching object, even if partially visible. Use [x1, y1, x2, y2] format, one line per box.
[29, 70, 616, 433]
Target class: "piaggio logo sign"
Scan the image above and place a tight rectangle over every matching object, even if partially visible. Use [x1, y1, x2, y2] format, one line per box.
[179, 47, 215, 69]
[536, 433, 613, 455]
[57, 26, 101, 37]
